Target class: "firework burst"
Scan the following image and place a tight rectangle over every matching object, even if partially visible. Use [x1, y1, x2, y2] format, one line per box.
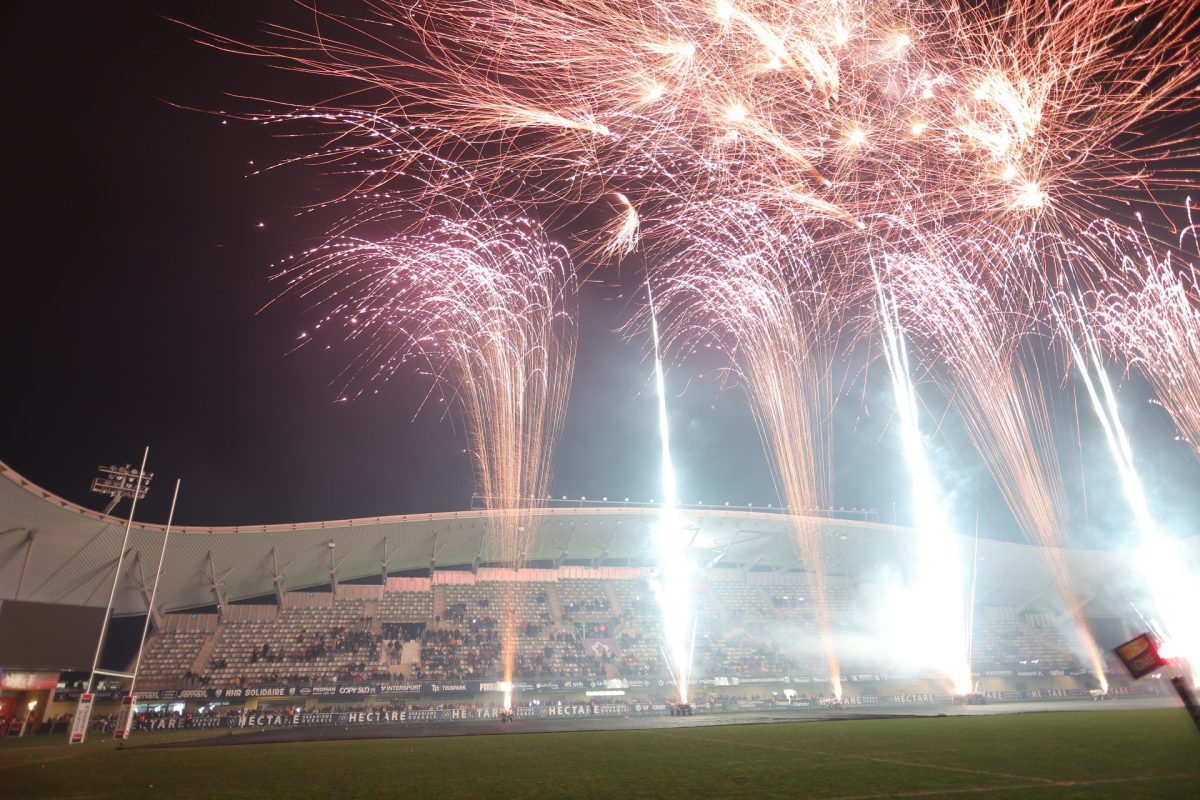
[640, 199, 844, 696]
[278, 210, 578, 693]
[197, 0, 1200, 694]
[879, 233, 1108, 687]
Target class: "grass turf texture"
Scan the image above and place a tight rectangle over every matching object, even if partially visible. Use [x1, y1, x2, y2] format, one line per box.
[0, 709, 1196, 799]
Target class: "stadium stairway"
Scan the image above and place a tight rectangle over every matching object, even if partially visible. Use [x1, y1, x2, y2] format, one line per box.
[603, 583, 623, 619]
[546, 584, 564, 625]
[432, 585, 446, 626]
[400, 639, 421, 668]
[363, 601, 381, 635]
[189, 622, 225, 675]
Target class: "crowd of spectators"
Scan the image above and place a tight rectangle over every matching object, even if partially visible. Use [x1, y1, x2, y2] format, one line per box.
[417, 619, 501, 681]
[240, 626, 380, 665]
[515, 629, 606, 681]
[561, 596, 610, 620]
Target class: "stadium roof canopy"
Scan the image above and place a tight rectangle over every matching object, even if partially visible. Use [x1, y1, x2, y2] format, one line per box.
[0, 459, 1189, 617]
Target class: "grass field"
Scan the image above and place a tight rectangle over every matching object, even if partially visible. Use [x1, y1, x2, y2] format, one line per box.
[1, 709, 1197, 799]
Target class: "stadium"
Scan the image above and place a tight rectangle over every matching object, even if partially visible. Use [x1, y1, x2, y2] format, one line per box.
[5, 1, 1200, 797]
[2, 456, 1195, 790]
[2, 456, 1198, 797]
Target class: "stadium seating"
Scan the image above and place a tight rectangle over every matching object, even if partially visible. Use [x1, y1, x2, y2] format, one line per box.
[135, 631, 212, 688]
[133, 576, 1090, 688]
[199, 599, 387, 686]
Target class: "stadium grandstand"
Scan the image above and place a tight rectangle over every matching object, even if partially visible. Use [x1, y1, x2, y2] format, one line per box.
[0, 458, 1190, 735]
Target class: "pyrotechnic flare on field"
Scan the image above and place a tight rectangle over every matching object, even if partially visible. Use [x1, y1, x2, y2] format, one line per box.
[1061, 299, 1200, 685]
[646, 283, 696, 705]
[882, 235, 1108, 688]
[642, 199, 843, 697]
[277, 212, 578, 707]
[874, 269, 973, 695]
[1081, 218, 1200, 682]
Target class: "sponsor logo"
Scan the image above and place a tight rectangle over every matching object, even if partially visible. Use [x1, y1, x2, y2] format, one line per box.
[345, 711, 402, 723]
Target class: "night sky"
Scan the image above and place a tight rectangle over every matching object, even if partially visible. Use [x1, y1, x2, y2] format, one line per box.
[3, 2, 1198, 542]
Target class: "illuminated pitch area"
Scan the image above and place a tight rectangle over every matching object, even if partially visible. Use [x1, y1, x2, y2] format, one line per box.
[2, 710, 1196, 799]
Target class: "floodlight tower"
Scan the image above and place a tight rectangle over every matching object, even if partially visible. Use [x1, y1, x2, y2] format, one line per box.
[92, 463, 153, 515]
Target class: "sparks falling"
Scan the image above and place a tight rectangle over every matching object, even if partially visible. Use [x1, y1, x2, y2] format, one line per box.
[642, 200, 843, 698]
[875, 269, 973, 696]
[279, 212, 578, 695]
[1062, 297, 1200, 685]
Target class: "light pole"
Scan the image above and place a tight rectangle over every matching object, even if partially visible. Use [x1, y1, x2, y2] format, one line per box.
[92, 463, 153, 515]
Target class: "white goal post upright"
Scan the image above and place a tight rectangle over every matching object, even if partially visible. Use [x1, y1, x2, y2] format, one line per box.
[116, 477, 181, 740]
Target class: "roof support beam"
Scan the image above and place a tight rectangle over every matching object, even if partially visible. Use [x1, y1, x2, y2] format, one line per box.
[1058, 591, 1098, 624]
[380, 535, 402, 586]
[206, 551, 230, 617]
[14, 529, 35, 600]
[25, 523, 116, 601]
[472, 531, 486, 573]
[553, 524, 577, 569]
[774, 557, 803, 574]
[130, 552, 164, 630]
[705, 530, 740, 570]
[0, 527, 27, 576]
[271, 548, 294, 608]
[591, 527, 621, 569]
[326, 541, 344, 596]
[428, 532, 448, 574]
[1015, 580, 1052, 615]
[85, 548, 133, 606]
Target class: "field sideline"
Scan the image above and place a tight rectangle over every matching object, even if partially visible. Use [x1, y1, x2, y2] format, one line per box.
[0, 709, 1196, 799]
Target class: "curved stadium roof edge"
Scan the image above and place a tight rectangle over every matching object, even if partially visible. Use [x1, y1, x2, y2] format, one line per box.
[1, 458, 1193, 616]
[0, 459, 893, 536]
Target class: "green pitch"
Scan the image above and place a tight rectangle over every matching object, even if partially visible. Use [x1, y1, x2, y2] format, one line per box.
[1, 709, 1196, 799]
